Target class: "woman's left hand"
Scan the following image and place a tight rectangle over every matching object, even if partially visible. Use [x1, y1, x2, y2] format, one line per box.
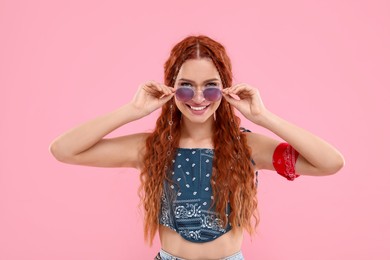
[222, 83, 267, 124]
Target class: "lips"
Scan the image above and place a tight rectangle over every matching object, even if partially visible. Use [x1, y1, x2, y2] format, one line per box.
[190, 105, 207, 111]
[185, 104, 210, 113]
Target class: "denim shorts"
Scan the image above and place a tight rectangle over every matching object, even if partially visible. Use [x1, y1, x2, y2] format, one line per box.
[154, 248, 244, 260]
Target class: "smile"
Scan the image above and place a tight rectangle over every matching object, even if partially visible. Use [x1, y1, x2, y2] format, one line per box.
[187, 105, 209, 111]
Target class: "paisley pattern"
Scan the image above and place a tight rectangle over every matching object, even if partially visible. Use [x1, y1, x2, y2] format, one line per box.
[159, 148, 231, 242]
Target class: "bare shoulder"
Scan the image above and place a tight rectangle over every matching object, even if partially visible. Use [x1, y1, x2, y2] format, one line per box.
[243, 131, 280, 170]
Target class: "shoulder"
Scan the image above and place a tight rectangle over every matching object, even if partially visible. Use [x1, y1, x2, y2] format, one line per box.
[240, 128, 280, 170]
[244, 131, 278, 150]
[240, 127, 274, 146]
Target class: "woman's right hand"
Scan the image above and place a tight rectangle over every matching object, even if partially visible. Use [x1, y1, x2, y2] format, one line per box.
[130, 80, 175, 117]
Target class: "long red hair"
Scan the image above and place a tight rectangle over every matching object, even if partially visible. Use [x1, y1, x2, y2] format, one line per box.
[139, 35, 259, 245]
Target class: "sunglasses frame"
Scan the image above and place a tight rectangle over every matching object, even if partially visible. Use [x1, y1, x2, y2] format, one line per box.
[175, 86, 222, 102]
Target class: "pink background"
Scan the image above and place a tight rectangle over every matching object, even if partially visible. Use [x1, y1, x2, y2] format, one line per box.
[1, 0, 389, 259]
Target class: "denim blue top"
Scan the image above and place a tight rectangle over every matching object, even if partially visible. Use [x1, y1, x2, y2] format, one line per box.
[159, 128, 258, 243]
[159, 148, 232, 242]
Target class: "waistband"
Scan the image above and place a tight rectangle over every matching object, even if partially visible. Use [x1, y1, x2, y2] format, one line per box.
[156, 249, 244, 260]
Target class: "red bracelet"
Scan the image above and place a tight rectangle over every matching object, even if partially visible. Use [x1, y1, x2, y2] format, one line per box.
[272, 143, 300, 181]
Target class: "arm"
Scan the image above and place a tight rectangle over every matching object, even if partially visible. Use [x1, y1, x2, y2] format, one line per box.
[49, 81, 175, 169]
[223, 84, 345, 176]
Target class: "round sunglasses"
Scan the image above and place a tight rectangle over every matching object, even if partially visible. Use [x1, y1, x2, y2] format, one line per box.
[175, 86, 222, 102]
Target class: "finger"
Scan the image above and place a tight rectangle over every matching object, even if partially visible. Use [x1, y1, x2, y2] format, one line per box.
[152, 81, 164, 93]
[230, 83, 250, 93]
[222, 92, 240, 107]
[144, 87, 164, 99]
[229, 85, 254, 99]
[229, 83, 246, 91]
[158, 92, 175, 104]
[158, 84, 176, 98]
[154, 86, 173, 100]
[222, 90, 240, 100]
[159, 84, 175, 96]
[143, 85, 160, 97]
[223, 85, 235, 94]
[223, 83, 245, 96]
[144, 81, 170, 98]
[143, 81, 158, 91]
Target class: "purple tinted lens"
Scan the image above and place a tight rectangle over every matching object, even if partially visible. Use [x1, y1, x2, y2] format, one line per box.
[175, 87, 194, 101]
[203, 88, 222, 101]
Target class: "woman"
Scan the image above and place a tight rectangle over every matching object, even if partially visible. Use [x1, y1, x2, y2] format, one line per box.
[50, 35, 344, 260]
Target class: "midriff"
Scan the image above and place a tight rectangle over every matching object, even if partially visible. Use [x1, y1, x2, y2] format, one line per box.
[159, 225, 243, 260]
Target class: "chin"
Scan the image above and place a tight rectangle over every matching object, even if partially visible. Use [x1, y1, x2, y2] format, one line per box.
[181, 111, 214, 124]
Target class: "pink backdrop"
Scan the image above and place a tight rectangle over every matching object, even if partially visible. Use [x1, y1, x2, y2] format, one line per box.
[1, 0, 389, 259]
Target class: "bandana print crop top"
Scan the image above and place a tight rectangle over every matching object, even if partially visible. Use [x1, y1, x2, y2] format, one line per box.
[159, 148, 232, 243]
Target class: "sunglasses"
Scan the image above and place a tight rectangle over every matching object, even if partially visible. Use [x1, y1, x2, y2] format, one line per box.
[175, 86, 222, 102]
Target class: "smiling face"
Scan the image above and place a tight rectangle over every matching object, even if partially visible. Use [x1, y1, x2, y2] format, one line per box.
[174, 58, 223, 124]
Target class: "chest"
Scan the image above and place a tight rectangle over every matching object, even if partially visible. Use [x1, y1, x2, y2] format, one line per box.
[168, 148, 214, 200]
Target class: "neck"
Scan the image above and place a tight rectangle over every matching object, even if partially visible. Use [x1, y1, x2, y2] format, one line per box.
[179, 116, 215, 148]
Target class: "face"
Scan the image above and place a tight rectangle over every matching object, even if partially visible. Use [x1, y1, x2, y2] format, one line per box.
[173, 58, 223, 124]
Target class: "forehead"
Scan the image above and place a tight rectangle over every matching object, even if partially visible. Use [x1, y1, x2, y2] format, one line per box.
[177, 58, 221, 81]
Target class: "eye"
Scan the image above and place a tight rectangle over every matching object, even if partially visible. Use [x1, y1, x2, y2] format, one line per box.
[206, 82, 218, 87]
[180, 82, 192, 87]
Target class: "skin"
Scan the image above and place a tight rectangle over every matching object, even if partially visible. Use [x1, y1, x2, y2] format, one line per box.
[49, 58, 345, 259]
[174, 59, 222, 148]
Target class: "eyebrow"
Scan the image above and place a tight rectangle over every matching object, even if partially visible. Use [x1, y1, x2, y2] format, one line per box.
[178, 78, 220, 84]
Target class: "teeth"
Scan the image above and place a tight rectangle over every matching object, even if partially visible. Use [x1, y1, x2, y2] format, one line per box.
[190, 106, 206, 111]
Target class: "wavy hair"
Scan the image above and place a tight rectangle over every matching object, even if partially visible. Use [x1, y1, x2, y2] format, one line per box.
[138, 35, 259, 245]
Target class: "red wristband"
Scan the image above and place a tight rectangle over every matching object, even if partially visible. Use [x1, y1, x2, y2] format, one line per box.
[272, 143, 300, 181]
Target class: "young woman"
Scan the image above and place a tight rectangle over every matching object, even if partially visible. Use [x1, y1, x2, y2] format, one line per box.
[50, 35, 344, 260]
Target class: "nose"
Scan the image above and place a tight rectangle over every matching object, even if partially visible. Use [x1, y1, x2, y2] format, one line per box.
[192, 89, 205, 103]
